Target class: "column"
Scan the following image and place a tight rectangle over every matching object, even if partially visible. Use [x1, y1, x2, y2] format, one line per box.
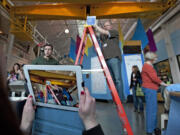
[7, 34, 15, 64]
[161, 24, 180, 83]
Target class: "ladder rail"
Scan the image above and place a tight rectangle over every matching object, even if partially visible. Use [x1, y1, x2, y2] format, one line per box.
[47, 85, 61, 105]
[80, 36, 88, 65]
[88, 26, 133, 135]
[75, 28, 87, 65]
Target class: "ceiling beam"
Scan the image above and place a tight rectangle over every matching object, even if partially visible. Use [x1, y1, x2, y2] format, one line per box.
[90, 2, 166, 18]
[10, 0, 121, 4]
[11, 3, 87, 20]
[11, 2, 169, 20]
[29, 70, 76, 81]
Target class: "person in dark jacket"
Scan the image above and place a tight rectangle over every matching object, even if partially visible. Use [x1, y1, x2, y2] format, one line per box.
[130, 65, 144, 113]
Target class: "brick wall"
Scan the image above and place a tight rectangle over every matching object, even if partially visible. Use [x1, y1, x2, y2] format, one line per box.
[7, 44, 36, 72]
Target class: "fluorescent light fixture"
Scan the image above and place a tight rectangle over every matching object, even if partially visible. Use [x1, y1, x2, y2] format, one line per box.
[65, 29, 69, 34]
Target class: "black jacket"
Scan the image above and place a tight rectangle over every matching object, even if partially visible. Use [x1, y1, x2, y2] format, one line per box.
[130, 71, 142, 89]
[83, 124, 104, 135]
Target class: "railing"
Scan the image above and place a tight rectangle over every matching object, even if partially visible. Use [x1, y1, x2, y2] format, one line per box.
[1, 0, 47, 43]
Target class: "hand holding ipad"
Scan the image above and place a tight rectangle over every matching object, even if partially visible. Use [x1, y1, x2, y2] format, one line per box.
[23, 65, 83, 111]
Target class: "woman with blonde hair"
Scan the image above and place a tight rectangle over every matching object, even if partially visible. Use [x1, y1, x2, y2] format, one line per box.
[141, 52, 168, 135]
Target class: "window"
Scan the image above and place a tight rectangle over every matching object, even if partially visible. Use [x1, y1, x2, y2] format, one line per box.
[177, 55, 180, 71]
[154, 59, 173, 83]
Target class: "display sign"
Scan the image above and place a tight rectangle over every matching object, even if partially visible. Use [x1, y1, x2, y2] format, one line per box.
[124, 54, 143, 87]
[87, 16, 96, 25]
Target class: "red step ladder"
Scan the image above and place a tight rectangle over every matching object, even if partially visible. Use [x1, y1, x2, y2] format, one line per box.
[75, 26, 133, 135]
[44, 83, 61, 105]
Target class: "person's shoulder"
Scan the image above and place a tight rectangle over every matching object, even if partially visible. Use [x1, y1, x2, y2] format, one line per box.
[32, 56, 43, 64]
[109, 29, 118, 33]
[137, 71, 141, 75]
[143, 63, 150, 68]
[142, 63, 148, 70]
[50, 57, 59, 64]
[35, 56, 44, 60]
[143, 63, 153, 71]
[108, 29, 119, 37]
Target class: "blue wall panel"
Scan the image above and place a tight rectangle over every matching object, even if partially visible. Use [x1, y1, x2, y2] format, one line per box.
[170, 29, 180, 55]
[166, 96, 180, 135]
[82, 45, 112, 100]
[32, 107, 84, 135]
[82, 47, 92, 96]
[121, 54, 130, 97]
[156, 39, 168, 62]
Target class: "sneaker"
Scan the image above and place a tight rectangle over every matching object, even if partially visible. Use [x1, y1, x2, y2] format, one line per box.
[122, 100, 127, 104]
[134, 109, 137, 112]
[154, 128, 161, 135]
[164, 109, 169, 114]
[123, 128, 128, 135]
[139, 110, 144, 114]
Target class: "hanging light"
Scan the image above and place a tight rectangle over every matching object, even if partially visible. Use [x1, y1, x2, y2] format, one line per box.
[65, 28, 69, 34]
[64, 20, 69, 34]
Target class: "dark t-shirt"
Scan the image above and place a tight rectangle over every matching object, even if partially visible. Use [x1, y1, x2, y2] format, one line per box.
[32, 56, 59, 65]
[100, 30, 122, 60]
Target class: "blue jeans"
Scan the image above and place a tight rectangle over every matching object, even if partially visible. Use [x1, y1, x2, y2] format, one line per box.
[142, 87, 157, 133]
[132, 87, 144, 111]
[106, 57, 125, 102]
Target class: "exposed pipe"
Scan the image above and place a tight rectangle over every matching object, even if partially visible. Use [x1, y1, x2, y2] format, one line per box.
[124, 0, 177, 40]
[0, 0, 49, 45]
[151, 1, 180, 32]
[0, 4, 10, 20]
[124, 21, 137, 40]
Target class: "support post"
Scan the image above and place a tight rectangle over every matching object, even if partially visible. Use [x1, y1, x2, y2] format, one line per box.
[7, 34, 15, 64]
[161, 24, 180, 83]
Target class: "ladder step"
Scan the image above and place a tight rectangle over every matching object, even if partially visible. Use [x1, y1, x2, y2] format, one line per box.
[81, 69, 104, 74]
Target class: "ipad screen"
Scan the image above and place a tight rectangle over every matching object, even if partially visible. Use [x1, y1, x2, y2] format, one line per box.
[29, 70, 79, 108]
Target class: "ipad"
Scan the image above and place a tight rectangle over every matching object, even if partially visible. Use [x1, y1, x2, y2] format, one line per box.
[23, 65, 83, 111]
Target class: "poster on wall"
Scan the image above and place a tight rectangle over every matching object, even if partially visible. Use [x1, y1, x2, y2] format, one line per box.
[124, 54, 143, 88]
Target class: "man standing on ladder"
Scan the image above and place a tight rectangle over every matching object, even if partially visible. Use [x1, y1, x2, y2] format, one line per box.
[94, 21, 125, 103]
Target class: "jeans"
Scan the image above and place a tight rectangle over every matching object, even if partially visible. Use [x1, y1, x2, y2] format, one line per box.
[132, 86, 144, 111]
[106, 57, 125, 102]
[142, 87, 157, 133]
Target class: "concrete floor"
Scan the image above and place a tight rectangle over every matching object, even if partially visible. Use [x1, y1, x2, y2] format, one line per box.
[11, 99, 164, 135]
[96, 101, 164, 135]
